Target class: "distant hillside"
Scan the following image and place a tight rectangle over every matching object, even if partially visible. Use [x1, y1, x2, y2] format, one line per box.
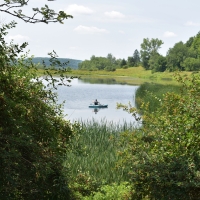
[31, 57, 82, 70]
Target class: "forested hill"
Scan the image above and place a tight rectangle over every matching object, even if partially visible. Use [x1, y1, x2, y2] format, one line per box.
[31, 57, 82, 70]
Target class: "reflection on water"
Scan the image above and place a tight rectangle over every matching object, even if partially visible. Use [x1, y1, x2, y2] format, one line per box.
[93, 108, 99, 114]
[79, 77, 141, 85]
[80, 77, 118, 85]
[90, 107, 108, 114]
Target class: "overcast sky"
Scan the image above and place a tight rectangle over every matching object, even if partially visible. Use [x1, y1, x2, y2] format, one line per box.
[2, 0, 200, 61]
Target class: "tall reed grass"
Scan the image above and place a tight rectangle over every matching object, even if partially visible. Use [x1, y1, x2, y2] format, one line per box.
[136, 82, 181, 113]
[65, 119, 136, 184]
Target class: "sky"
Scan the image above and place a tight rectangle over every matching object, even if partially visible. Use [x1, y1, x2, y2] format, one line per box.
[2, 0, 200, 61]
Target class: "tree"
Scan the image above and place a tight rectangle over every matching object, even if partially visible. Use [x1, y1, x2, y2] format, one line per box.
[185, 36, 195, 48]
[140, 38, 163, 70]
[191, 32, 200, 58]
[127, 49, 140, 67]
[0, 0, 73, 24]
[133, 49, 140, 67]
[0, 1, 76, 199]
[127, 56, 135, 67]
[166, 41, 189, 71]
[79, 54, 120, 71]
[149, 53, 167, 72]
[107, 53, 116, 64]
[182, 57, 200, 71]
[120, 58, 127, 67]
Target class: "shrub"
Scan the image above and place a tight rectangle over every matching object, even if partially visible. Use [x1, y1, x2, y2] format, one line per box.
[0, 21, 75, 200]
[118, 73, 200, 199]
[83, 182, 132, 200]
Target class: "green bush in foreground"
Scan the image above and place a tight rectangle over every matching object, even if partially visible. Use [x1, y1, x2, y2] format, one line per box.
[83, 182, 132, 200]
[118, 73, 200, 199]
[0, 22, 76, 200]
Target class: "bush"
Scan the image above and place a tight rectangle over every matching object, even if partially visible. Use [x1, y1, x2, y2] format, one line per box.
[0, 21, 75, 200]
[83, 182, 132, 200]
[118, 73, 200, 199]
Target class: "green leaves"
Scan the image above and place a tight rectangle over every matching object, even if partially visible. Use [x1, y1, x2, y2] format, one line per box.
[0, 21, 75, 199]
[117, 73, 200, 199]
[0, 0, 73, 24]
[140, 38, 164, 70]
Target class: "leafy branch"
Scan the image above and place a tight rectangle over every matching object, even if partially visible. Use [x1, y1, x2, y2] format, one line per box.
[0, 0, 73, 24]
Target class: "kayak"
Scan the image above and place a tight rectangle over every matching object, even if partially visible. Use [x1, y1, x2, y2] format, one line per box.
[89, 104, 108, 108]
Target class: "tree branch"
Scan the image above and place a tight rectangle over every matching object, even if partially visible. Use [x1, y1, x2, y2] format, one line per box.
[0, 0, 73, 24]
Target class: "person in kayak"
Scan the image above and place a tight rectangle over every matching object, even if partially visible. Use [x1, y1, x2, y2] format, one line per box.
[94, 99, 99, 105]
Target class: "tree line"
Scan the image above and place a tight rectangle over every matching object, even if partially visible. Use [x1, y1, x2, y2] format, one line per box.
[79, 32, 200, 72]
[78, 50, 140, 71]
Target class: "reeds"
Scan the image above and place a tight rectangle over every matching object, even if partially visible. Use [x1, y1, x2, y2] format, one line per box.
[136, 82, 181, 113]
[65, 119, 136, 184]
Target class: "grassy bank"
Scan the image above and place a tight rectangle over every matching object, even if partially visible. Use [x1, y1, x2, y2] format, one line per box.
[136, 82, 181, 113]
[36, 66, 194, 85]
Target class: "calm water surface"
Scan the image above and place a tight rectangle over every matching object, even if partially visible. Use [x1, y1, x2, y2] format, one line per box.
[56, 78, 139, 124]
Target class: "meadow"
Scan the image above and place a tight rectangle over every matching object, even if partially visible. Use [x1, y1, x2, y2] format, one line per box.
[69, 66, 192, 84]
[36, 65, 193, 86]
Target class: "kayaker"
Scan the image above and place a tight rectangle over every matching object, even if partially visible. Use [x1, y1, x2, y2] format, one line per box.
[94, 99, 99, 105]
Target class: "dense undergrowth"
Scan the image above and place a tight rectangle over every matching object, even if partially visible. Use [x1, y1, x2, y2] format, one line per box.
[117, 73, 200, 199]
[66, 119, 136, 199]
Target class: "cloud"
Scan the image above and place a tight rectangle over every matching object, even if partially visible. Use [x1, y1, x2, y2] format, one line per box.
[8, 34, 30, 42]
[104, 11, 125, 19]
[74, 25, 109, 34]
[163, 31, 177, 38]
[119, 30, 125, 34]
[65, 4, 94, 15]
[185, 21, 200, 26]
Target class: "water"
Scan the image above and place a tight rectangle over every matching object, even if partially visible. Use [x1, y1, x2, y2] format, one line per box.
[55, 78, 140, 124]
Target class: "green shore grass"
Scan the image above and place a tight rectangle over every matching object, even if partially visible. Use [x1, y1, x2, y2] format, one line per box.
[66, 119, 135, 185]
[36, 66, 193, 85]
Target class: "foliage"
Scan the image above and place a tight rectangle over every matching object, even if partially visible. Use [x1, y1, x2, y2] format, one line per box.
[165, 32, 200, 72]
[78, 54, 120, 71]
[149, 53, 167, 73]
[127, 49, 140, 67]
[120, 59, 127, 68]
[0, 12, 76, 200]
[133, 49, 141, 67]
[166, 41, 189, 71]
[191, 31, 200, 57]
[135, 82, 181, 113]
[69, 171, 100, 199]
[140, 38, 163, 70]
[0, 0, 73, 24]
[185, 36, 195, 48]
[66, 119, 136, 199]
[117, 73, 200, 199]
[182, 57, 200, 71]
[83, 182, 132, 200]
[127, 56, 135, 67]
[66, 119, 136, 187]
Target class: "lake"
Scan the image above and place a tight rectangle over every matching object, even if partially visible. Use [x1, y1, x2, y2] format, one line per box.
[56, 78, 140, 125]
